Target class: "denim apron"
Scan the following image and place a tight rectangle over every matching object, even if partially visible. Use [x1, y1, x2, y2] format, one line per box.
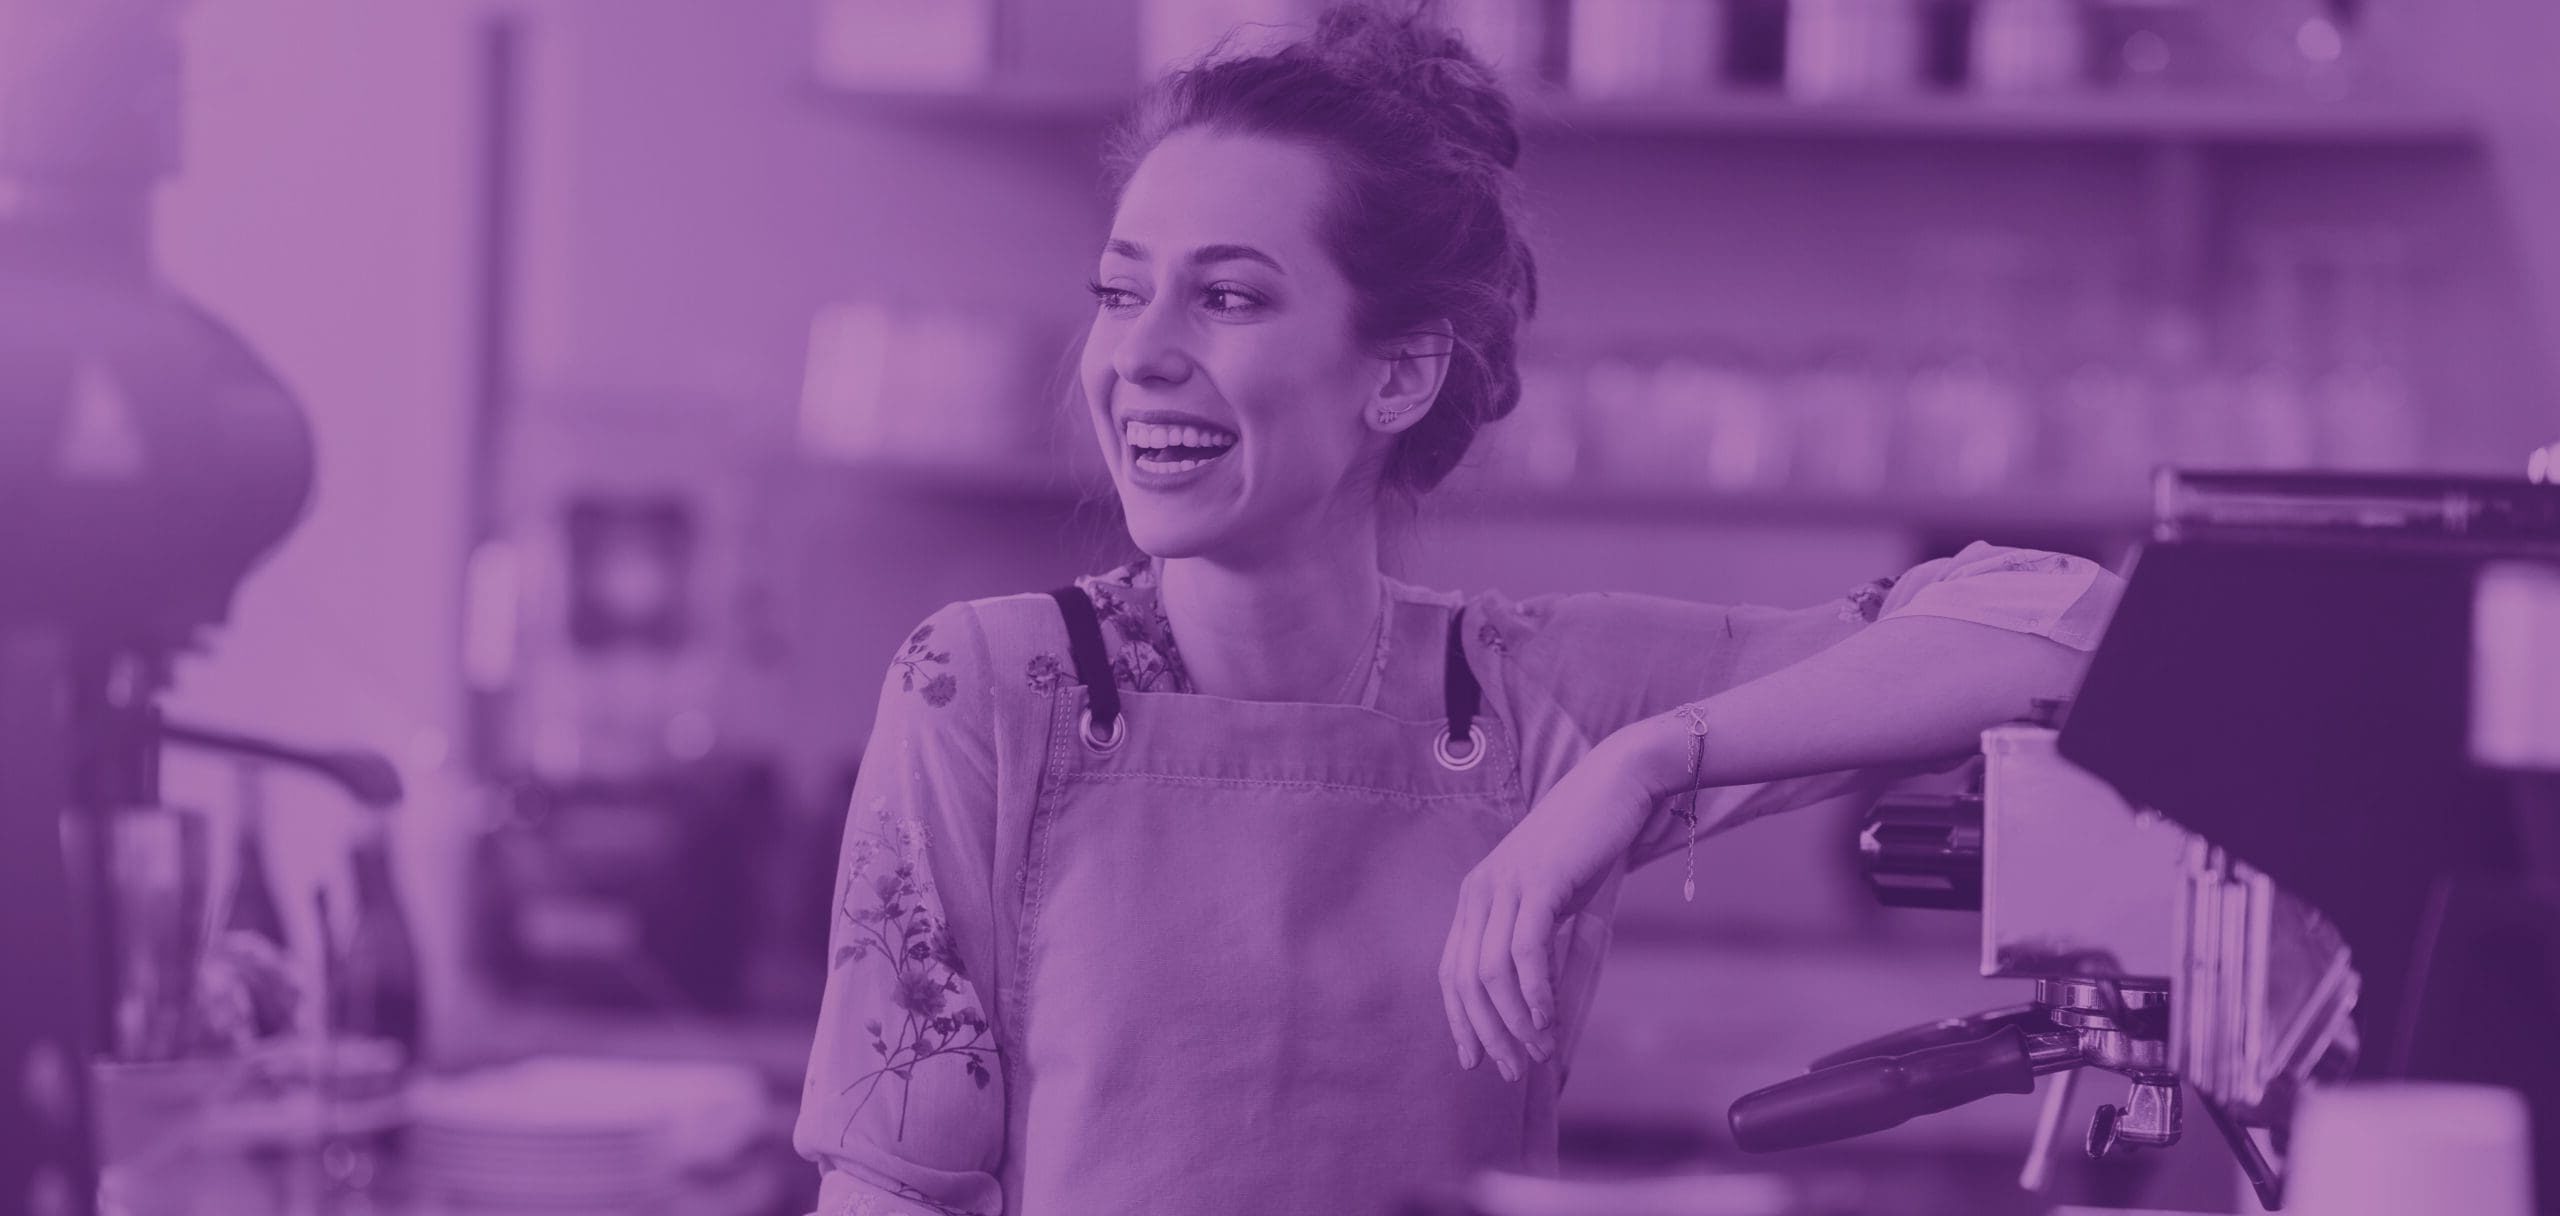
[1003, 585, 1546, 1215]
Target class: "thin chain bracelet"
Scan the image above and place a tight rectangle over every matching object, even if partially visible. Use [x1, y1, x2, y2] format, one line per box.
[1669, 701, 1711, 902]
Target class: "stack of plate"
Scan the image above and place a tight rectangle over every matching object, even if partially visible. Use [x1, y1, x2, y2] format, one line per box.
[407, 1056, 769, 1216]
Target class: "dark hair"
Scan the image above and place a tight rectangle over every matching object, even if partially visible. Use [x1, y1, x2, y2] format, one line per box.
[1102, 2, 1540, 499]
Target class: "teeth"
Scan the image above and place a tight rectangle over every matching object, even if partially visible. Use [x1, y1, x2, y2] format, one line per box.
[1122, 419, 1237, 451]
[1135, 454, 1218, 473]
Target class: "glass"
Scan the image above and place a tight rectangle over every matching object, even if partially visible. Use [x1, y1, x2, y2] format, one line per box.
[2317, 233, 2422, 470]
[2045, 253, 2160, 498]
[2229, 237, 2322, 468]
[1582, 354, 1662, 487]
[1899, 232, 2039, 495]
[1494, 355, 1585, 488]
[2205, 0, 2360, 99]
[1901, 351, 2034, 494]
[1970, 0, 2085, 96]
[1787, 346, 1898, 495]
[1568, 0, 1725, 98]
[88, 803, 412, 1216]
[2083, 0, 2211, 92]
[1660, 347, 1791, 493]
[2146, 309, 2244, 468]
[1787, 0, 1925, 99]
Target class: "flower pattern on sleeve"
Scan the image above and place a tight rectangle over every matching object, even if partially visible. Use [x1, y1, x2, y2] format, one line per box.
[1841, 575, 1899, 624]
[830, 801, 997, 1146]
[1077, 556, 1196, 694]
[894, 624, 958, 708]
[1024, 653, 1067, 693]
[1998, 552, 2078, 575]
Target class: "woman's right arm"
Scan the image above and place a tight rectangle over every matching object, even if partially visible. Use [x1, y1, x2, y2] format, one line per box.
[793, 603, 1009, 1216]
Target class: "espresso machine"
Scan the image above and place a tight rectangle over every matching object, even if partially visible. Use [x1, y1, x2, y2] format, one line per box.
[0, 1, 336, 1212]
[1729, 470, 2560, 1212]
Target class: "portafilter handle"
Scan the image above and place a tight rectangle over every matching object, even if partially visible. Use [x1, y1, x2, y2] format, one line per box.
[1806, 1003, 2049, 1071]
[1730, 1024, 2078, 1153]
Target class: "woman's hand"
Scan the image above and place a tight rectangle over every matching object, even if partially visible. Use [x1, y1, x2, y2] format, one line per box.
[1439, 730, 1667, 1081]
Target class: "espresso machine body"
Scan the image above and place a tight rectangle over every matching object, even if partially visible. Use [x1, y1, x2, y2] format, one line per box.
[1731, 472, 2560, 1212]
[1, 2, 318, 1211]
[2061, 501, 2560, 1206]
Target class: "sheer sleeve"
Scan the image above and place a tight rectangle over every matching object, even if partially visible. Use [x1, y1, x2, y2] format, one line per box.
[793, 603, 1009, 1216]
[1482, 542, 2124, 867]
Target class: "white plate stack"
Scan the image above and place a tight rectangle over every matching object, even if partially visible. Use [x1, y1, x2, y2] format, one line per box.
[407, 1057, 770, 1216]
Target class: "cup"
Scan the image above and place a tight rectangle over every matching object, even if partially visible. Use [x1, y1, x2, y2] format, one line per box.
[2284, 1081, 2536, 1216]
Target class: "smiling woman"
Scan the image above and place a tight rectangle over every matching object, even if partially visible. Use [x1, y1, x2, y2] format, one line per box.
[791, 6, 2122, 1216]
[1083, 130, 1419, 556]
[1089, 18, 1537, 509]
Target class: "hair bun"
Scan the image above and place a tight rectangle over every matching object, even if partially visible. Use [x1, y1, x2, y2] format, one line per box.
[1301, 4, 1522, 170]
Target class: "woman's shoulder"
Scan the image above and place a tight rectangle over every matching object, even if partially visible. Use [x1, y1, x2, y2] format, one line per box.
[1453, 585, 1735, 658]
[896, 560, 1164, 703]
[906, 559, 1150, 643]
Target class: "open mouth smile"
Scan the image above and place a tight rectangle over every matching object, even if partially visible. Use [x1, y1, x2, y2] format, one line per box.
[1123, 418, 1240, 478]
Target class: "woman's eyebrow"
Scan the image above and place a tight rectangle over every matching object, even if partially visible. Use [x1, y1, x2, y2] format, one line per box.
[1102, 238, 1286, 274]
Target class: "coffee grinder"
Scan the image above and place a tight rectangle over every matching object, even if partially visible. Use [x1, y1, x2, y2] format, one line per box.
[1, 1, 319, 1212]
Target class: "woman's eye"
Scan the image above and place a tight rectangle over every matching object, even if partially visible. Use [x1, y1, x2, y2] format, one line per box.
[1202, 286, 1263, 316]
[1085, 280, 1140, 312]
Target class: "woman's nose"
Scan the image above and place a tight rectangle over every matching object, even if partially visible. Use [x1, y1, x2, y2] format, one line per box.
[1110, 296, 1193, 387]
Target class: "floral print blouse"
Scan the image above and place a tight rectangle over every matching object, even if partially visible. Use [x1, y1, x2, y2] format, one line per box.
[794, 542, 2124, 1215]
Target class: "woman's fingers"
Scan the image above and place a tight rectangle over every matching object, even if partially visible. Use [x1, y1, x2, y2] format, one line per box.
[1510, 887, 1559, 1036]
[1452, 882, 1526, 1081]
[1475, 885, 1552, 1063]
[1473, 884, 1553, 1075]
[1438, 897, 1484, 1072]
[1456, 960, 1522, 1082]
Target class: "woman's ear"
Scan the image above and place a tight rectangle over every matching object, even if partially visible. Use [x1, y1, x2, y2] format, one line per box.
[1365, 321, 1455, 435]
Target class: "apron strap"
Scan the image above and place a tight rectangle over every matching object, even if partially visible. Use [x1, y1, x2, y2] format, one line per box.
[1050, 584, 1480, 756]
[1046, 585, 1122, 733]
[1444, 606, 1480, 739]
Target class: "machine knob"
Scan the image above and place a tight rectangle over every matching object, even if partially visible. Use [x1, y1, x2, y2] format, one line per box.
[1857, 792, 1984, 911]
[2088, 1079, 2183, 1157]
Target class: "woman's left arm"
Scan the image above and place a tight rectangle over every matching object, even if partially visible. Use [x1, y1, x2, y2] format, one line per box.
[1438, 544, 2122, 1081]
[1616, 612, 2087, 795]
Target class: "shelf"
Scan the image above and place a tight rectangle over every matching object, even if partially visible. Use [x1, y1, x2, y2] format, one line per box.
[1520, 89, 2480, 147]
[1434, 482, 2151, 535]
[804, 79, 1134, 127]
[810, 77, 2479, 148]
[808, 456, 2149, 534]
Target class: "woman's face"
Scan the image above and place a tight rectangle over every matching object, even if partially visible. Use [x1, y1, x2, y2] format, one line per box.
[1081, 129, 1418, 562]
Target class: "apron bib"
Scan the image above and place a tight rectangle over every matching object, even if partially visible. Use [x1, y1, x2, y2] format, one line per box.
[1006, 587, 1543, 1214]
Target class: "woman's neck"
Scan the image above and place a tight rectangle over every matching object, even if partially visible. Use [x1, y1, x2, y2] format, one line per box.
[1155, 534, 1388, 705]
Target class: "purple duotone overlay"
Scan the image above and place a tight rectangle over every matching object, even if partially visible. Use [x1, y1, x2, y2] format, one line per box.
[4, 2, 2557, 1215]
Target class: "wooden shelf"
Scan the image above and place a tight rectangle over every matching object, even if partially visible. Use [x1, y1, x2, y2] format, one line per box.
[803, 79, 1133, 127]
[810, 77, 2479, 148]
[1435, 481, 2151, 534]
[1521, 89, 2479, 146]
[809, 456, 2149, 534]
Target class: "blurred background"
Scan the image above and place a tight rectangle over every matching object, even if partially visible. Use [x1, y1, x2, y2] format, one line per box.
[16, 0, 2560, 1212]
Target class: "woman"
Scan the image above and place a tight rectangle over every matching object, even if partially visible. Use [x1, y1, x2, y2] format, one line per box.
[793, 7, 2121, 1214]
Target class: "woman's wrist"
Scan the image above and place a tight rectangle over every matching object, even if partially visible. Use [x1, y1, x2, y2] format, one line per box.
[1600, 702, 1713, 804]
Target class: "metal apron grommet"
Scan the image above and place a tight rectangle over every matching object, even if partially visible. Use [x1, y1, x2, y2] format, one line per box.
[1080, 706, 1126, 754]
[1432, 723, 1486, 771]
